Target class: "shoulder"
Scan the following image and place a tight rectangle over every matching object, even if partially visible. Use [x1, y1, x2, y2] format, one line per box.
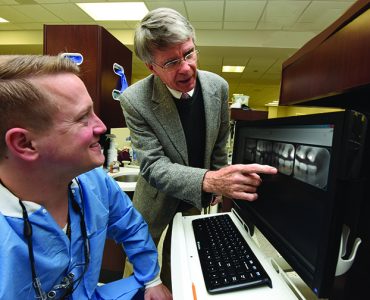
[198, 70, 228, 86]
[76, 168, 130, 207]
[197, 70, 229, 98]
[76, 167, 112, 195]
[121, 74, 155, 98]
[119, 74, 157, 111]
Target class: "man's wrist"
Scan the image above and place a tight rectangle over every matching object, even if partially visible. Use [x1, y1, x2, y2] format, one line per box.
[144, 273, 162, 289]
[202, 170, 215, 193]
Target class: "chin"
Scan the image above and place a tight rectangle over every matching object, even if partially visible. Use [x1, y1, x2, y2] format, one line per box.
[86, 157, 105, 171]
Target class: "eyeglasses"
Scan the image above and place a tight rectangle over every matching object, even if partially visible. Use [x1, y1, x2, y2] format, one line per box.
[152, 49, 199, 72]
[19, 180, 90, 300]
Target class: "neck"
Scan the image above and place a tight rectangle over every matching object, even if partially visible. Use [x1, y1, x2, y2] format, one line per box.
[1, 164, 71, 227]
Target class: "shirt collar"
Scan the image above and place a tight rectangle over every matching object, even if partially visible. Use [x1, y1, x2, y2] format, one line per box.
[166, 86, 195, 99]
[0, 183, 41, 218]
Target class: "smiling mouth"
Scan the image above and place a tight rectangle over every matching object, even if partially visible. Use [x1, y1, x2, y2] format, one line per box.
[90, 142, 101, 149]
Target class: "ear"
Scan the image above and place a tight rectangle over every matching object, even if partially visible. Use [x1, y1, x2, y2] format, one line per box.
[5, 128, 39, 161]
[146, 63, 158, 76]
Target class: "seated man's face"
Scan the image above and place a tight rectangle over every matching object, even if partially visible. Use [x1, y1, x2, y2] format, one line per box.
[32, 73, 107, 176]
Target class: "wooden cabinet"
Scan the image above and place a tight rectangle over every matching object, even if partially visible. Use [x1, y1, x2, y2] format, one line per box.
[230, 108, 268, 121]
[43, 25, 132, 129]
[279, 1, 370, 111]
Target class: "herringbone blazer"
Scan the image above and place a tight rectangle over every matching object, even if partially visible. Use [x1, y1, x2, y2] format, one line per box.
[120, 70, 229, 238]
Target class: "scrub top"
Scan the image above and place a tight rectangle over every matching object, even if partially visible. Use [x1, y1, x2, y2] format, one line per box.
[0, 167, 160, 299]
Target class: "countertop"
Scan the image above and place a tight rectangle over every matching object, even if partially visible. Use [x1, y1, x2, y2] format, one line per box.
[107, 165, 140, 192]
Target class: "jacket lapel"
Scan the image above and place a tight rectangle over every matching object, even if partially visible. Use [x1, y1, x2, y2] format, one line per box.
[198, 71, 222, 168]
[151, 76, 189, 164]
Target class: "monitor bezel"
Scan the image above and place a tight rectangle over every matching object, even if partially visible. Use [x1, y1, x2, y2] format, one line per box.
[231, 110, 364, 298]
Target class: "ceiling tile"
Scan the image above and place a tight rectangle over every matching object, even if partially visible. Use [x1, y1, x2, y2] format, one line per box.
[198, 65, 221, 74]
[186, 1, 224, 22]
[43, 3, 93, 22]
[0, 5, 33, 22]
[224, 21, 256, 30]
[13, 4, 63, 22]
[98, 21, 134, 30]
[0, 0, 19, 4]
[222, 56, 248, 66]
[34, 0, 67, 3]
[258, 0, 310, 29]
[299, 1, 354, 23]
[247, 56, 277, 70]
[145, 1, 186, 16]
[221, 72, 243, 79]
[191, 21, 222, 30]
[225, 1, 266, 22]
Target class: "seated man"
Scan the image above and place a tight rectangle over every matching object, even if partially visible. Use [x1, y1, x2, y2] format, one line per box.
[0, 55, 172, 300]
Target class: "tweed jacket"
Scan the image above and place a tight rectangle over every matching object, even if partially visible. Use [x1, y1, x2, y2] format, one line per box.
[120, 70, 229, 238]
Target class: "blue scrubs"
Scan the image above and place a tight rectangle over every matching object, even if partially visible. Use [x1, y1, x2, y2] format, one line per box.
[0, 167, 160, 299]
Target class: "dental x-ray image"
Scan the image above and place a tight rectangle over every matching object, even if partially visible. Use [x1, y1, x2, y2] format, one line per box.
[256, 140, 273, 165]
[272, 143, 295, 176]
[243, 139, 257, 162]
[243, 138, 330, 189]
[294, 145, 331, 189]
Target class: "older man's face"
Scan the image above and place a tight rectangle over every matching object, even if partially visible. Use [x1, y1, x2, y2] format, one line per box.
[147, 39, 198, 93]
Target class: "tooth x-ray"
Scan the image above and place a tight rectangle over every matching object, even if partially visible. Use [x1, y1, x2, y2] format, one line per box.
[256, 140, 273, 165]
[243, 138, 331, 189]
[272, 142, 295, 176]
[294, 145, 330, 189]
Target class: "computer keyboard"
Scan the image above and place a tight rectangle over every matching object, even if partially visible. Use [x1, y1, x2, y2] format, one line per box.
[192, 214, 272, 294]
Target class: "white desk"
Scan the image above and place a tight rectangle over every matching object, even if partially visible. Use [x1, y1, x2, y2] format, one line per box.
[171, 211, 303, 300]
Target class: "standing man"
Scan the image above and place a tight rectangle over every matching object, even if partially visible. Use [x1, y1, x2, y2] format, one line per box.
[120, 8, 277, 290]
[0, 55, 172, 299]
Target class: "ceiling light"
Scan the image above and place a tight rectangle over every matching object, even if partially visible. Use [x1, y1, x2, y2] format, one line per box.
[77, 2, 148, 21]
[0, 17, 9, 23]
[222, 66, 245, 73]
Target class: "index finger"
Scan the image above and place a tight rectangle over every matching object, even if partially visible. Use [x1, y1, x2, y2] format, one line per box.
[240, 163, 278, 175]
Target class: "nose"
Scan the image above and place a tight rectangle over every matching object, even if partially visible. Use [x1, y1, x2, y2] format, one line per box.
[93, 113, 107, 135]
[178, 59, 193, 72]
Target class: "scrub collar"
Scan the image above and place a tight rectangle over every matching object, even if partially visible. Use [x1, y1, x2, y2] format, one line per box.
[0, 182, 40, 218]
[0, 179, 79, 218]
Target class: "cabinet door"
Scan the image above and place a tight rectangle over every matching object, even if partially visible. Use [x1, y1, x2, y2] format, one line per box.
[279, 2, 370, 109]
[43, 24, 132, 128]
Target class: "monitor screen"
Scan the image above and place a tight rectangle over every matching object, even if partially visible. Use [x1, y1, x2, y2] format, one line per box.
[231, 110, 367, 298]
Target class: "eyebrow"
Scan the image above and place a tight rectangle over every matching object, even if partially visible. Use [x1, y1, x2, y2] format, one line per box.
[164, 47, 195, 64]
[75, 104, 93, 120]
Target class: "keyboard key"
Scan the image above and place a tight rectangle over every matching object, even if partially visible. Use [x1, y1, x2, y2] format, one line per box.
[192, 214, 272, 294]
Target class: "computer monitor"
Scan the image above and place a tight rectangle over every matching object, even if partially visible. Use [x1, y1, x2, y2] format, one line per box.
[231, 110, 368, 298]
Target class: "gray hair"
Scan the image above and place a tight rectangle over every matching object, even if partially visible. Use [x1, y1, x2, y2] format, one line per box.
[134, 7, 196, 63]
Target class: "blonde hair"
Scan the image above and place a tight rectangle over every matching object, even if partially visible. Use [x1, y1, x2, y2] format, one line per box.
[0, 54, 80, 159]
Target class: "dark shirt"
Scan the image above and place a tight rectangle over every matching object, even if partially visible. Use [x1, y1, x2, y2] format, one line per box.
[173, 80, 206, 168]
[174, 81, 211, 209]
